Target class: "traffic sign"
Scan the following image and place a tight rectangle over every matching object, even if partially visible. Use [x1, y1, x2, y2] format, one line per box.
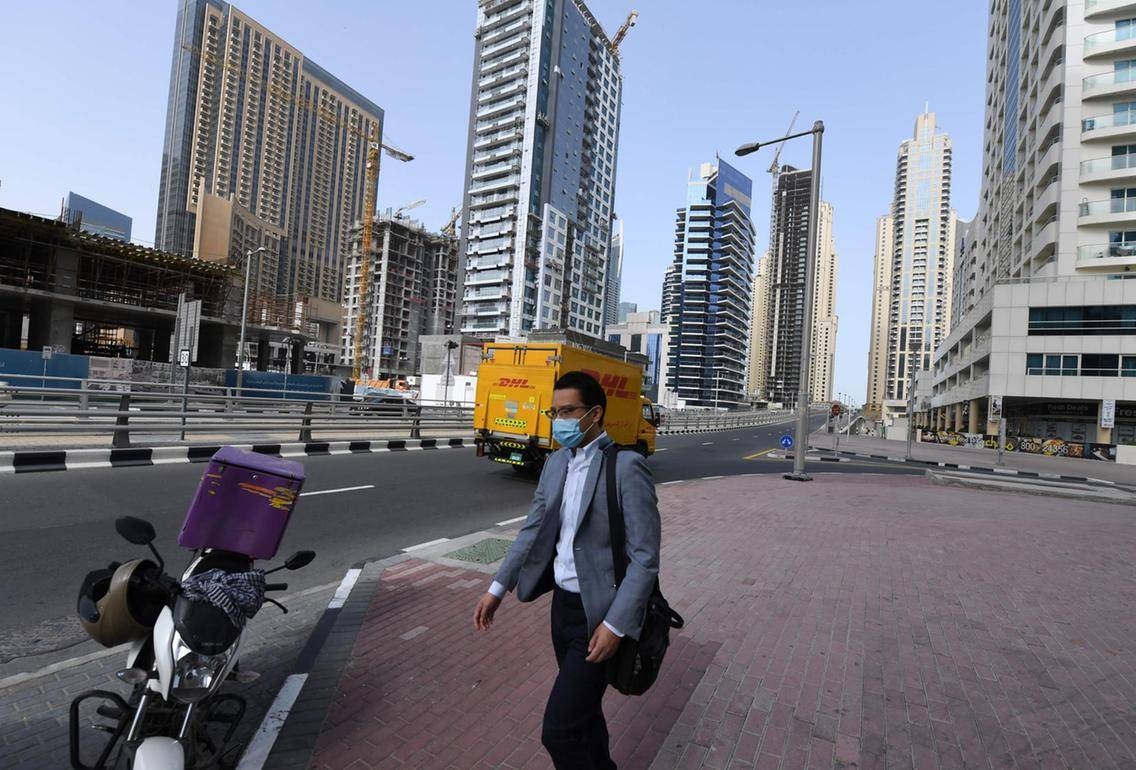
[178, 348, 191, 368]
[41, 346, 53, 361]
[780, 434, 794, 449]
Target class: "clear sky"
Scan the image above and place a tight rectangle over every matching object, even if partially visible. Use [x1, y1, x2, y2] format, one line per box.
[0, 0, 988, 403]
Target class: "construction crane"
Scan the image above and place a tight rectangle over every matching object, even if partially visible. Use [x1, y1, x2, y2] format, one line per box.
[441, 206, 461, 238]
[392, 198, 426, 219]
[767, 110, 801, 177]
[611, 10, 638, 57]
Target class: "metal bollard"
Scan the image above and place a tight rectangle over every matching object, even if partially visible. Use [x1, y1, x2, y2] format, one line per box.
[299, 401, 314, 442]
[409, 403, 422, 439]
[112, 393, 131, 449]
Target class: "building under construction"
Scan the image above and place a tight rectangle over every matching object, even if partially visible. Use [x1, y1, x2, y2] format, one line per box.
[341, 211, 459, 380]
[0, 207, 238, 365]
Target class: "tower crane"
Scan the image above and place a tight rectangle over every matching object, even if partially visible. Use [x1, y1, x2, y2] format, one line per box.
[767, 110, 800, 177]
[392, 199, 427, 219]
[611, 10, 638, 58]
[441, 206, 461, 237]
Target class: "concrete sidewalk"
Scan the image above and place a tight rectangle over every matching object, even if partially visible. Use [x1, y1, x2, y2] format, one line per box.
[268, 473, 1136, 769]
[810, 432, 1136, 486]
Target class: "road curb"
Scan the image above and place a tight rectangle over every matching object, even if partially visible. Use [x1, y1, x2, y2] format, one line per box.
[0, 437, 472, 474]
[798, 445, 1117, 486]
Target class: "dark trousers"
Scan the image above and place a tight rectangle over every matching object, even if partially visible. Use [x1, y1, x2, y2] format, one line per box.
[541, 587, 617, 770]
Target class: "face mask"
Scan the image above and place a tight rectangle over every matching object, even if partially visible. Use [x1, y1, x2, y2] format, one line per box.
[552, 407, 595, 448]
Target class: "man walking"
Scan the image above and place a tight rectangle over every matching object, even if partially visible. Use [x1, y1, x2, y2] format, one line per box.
[473, 371, 661, 769]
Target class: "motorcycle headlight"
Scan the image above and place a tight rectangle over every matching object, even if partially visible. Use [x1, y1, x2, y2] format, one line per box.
[170, 632, 232, 704]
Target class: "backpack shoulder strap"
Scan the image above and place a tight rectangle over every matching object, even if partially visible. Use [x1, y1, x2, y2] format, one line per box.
[604, 443, 628, 586]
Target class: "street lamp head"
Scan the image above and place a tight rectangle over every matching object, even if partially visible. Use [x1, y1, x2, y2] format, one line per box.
[734, 142, 762, 157]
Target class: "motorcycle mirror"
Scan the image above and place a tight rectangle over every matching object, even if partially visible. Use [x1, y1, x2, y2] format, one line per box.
[284, 550, 315, 570]
[115, 517, 156, 546]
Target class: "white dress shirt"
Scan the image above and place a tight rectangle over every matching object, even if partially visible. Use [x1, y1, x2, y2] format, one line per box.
[489, 432, 623, 636]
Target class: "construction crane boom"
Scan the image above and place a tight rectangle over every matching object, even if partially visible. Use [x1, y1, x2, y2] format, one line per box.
[768, 110, 801, 176]
[392, 198, 426, 218]
[611, 10, 638, 57]
[441, 205, 461, 238]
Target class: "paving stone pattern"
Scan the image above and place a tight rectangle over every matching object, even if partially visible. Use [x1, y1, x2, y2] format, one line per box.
[309, 474, 1136, 769]
[0, 584, 335, 768]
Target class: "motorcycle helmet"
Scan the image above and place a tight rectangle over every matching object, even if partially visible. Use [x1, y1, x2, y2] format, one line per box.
[77, 559, 165, 647]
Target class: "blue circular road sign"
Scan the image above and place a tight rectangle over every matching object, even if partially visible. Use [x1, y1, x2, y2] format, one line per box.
[780, 434, 794, 449]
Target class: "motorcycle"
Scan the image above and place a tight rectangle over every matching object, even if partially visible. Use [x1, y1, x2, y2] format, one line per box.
[69, 514, 315, 769]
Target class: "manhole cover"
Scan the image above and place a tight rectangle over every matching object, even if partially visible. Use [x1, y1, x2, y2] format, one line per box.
[444, 538, 512, 564]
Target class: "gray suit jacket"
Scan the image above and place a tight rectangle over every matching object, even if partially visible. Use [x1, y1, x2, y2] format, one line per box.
[492, 435, 661, 640]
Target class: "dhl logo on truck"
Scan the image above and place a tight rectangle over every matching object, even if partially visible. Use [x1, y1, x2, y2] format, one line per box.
[496, 377, 533, 389]
[580, 369, 637, 400]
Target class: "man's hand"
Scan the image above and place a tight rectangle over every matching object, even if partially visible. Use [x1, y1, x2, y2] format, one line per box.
[473, 592, 502, 632]
[585, 623, 621, 663]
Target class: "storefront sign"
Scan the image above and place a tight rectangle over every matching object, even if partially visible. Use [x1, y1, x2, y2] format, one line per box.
[989, 395, 1002, 418]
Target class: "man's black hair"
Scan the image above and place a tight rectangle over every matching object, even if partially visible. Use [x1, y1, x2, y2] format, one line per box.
[554, 371, 607, 416]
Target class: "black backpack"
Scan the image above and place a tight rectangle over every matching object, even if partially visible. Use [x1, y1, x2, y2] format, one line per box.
[603, 444, 684, 696]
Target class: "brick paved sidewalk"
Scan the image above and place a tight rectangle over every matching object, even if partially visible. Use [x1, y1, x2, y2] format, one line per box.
[300, 474, 1136, 769]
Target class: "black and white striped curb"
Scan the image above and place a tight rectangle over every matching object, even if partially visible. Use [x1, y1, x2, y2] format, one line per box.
[789, 446, 1120, 487]
[0, 438, 472, 474]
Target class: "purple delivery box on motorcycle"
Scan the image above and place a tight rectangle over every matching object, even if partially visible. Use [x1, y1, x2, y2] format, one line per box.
[179, 446, 306, 559]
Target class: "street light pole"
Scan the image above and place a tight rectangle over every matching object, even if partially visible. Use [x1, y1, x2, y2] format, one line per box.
[739, 120, 824, 482]
[235, 246, 267, 393]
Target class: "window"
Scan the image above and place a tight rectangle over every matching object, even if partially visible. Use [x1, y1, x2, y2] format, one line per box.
[1082, 354, 1120, 377]
[1028, 305, 1136, 335]
[630, 333, 642, 351]
[1123, 355, 1136, 377]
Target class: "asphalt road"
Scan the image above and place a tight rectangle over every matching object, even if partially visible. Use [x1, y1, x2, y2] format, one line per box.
[0, 414, 917, 661]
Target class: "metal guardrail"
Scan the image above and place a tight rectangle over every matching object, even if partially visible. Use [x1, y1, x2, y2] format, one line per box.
[0, 374, 815, 448]
[0, 375, 472, 448]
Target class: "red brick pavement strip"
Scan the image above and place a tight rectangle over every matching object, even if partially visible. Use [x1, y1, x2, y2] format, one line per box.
[309, 474, 1136, 770]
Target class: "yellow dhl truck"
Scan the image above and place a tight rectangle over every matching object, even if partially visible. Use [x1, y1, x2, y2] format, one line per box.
[473, 332, 661, 472]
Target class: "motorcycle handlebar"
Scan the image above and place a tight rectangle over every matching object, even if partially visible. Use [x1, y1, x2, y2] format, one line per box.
[265, 582, 288, 592]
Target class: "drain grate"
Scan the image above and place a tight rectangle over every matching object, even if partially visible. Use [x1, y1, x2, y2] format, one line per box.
[444, 538, 513, 564]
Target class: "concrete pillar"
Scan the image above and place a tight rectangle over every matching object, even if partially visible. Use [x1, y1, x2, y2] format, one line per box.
[289, 338, 304, 374]
[953, 403, 964, 432]
[0, 307, 24, 349]
[196, 322, 237, 369]
[256, 334, 271, 371]
[1097, 426, 1113, 444]
[27, 300, 75, 353]
[968, 398, 981, 434]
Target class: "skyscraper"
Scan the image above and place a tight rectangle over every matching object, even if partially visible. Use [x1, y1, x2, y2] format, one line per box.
[458, 0, 623, 339]
[930, 1, 1136, 452]
[810, 202, 838, 404]
[875, 112, 956, 420]
[865, 215, 894, 417]
[746, 250, 772, 400]
[603, 220, 624, 329]
[155, 0, 384, 314]
[665, 160, 756, 408]
[764, 167, 838, 408]
[63, 193, 132, 242]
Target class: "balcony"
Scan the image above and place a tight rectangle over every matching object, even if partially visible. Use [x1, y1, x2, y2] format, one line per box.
[1084, 0, 1136, 19]
[1082, 69, 1136, 100]
[1029, 218, 1058, 263]
[1081, 109, 1136, 143]
[1077, 240, 1136, 268]
[1084, 26, 1136, 59]
[1080, 152, 1136, 183]
[1077, 197, 1136, 226]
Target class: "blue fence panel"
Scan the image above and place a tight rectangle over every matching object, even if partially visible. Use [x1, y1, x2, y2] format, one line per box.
[0, 349, 89, 389]
[223, 370, 334, 401]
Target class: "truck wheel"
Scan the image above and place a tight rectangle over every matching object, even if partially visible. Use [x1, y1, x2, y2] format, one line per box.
[635, 441, 649, 457]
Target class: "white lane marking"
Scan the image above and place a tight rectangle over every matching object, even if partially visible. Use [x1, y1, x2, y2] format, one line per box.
[702, 475, 725, 480]
[327, 567, 362, 610]
[236, 672, 309, 769]
[300, 484, 375, 497]
[496, 515, 527, 526]
[655, 447, 669, 452]
[660, 480, 686, 486]
[701, 442, 713, 446]
[402, 537, 451, 553]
